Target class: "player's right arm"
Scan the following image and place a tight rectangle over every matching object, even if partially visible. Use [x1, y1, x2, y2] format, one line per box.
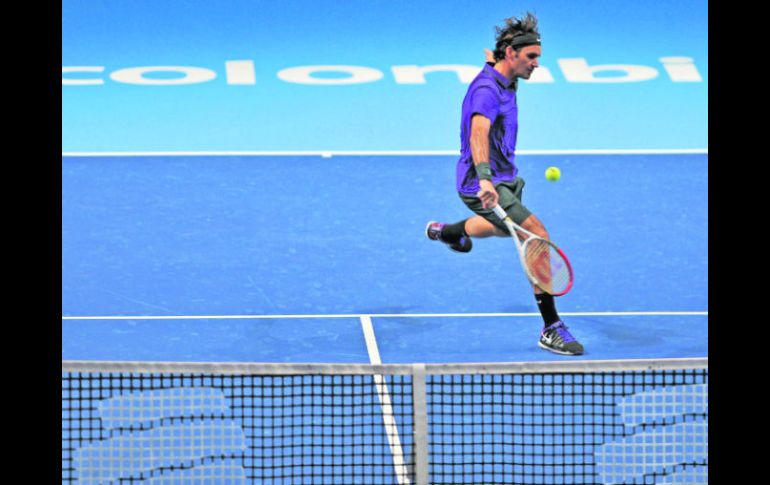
[470, 114, 498, 209]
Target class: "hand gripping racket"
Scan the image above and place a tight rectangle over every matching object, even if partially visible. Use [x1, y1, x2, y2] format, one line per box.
[490, 204, 574, 296]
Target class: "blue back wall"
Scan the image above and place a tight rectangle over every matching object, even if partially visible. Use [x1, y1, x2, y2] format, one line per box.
[62, 0, 707, 152]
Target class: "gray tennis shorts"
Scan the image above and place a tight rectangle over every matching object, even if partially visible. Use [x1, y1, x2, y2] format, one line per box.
[459, 177, 532, 230]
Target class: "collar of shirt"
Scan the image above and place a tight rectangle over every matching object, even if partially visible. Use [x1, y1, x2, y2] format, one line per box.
[484, 63, 517, 90]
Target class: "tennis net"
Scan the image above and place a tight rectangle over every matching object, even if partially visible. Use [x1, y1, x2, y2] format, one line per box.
[62, 358, 707, 484]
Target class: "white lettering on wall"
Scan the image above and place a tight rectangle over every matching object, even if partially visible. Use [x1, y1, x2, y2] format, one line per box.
[62, 66, 106, 85]
[225, 60, 257, 85]
[110, 66, 217, 85]
[277, 66, 383, 85]
[659, 57, 703, 82]
[558, 58, 659, 83]
[391, 65, 480, 84]
[62, 58, 704, 86]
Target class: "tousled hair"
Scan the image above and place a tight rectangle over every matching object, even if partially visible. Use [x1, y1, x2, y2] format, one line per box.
[492, 12, 539, 61]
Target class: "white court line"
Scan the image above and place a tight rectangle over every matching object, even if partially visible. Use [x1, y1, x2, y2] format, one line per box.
[360, 315, 384, 364]
[61, 148, 708, 157]
[360, 315, 412, 485]
[62, 311, 708, 320]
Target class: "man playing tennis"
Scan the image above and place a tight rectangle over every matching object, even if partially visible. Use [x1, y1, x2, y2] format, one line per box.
[426, 13, 584, 355]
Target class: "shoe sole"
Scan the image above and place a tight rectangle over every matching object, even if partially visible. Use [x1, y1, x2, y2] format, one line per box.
[538, 341, 584, 356]
[448, 243, 471, 253]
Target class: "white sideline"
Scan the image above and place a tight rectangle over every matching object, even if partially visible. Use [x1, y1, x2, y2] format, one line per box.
[360, 315, 412, 485]
[62, 311, 708, 320]
[62, 148, 708, 157]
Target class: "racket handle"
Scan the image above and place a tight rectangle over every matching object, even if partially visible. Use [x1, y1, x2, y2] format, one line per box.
[475, 191, 509, 222]
[491, 205, 508, 221]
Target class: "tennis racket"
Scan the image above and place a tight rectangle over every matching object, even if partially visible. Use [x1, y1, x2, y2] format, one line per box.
[489, 204, 574, 296]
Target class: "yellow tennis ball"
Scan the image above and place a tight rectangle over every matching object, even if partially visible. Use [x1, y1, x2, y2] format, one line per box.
[545, 166, 561, 181]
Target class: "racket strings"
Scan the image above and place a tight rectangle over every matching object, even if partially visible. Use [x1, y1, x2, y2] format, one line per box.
[524, 239, 571, 294]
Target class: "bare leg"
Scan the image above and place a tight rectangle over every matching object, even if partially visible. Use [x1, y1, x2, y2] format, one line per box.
[464, 212, 549, 238]
[467, 210, 578, 351]
[463, 215, 507, 238]
[471, 212, 551, 294]
[519, 214, 548, 240]
[519, 215, 549, 294]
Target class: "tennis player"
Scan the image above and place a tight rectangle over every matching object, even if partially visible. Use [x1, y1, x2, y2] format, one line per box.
[426, 13, 584, 356]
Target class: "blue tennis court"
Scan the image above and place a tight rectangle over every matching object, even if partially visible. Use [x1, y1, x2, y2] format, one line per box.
[62, 152, 707, 363]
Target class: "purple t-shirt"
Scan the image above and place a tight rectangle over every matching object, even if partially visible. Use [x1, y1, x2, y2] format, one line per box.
[456, 63, 519, 195]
